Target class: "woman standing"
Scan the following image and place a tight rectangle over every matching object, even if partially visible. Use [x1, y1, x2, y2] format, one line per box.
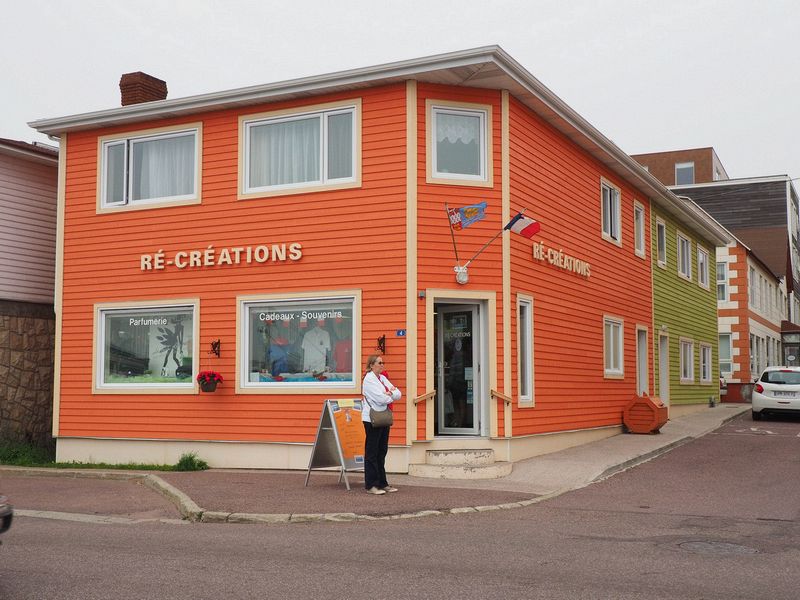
[362, 354, 401, 495]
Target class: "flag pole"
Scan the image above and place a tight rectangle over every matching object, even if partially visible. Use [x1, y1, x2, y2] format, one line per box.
[444, 203, 461, 265]
[463, 208, 527, 268]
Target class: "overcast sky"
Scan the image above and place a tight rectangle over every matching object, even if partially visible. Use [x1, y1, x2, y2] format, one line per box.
[5, 0, 798, 179]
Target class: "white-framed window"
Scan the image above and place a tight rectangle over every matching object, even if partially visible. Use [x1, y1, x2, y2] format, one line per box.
[100, 127, 199, 209]
[719, 333, 732, 375]
[677, 232, 692, 280]
[697, 246, 710, 289]
[601, 181, 622, 244]
[239, 292, 360, 393]
[675, 161, 695, 185]
[243, 104, 357, 194]
[95, 301, 198, 392]
[430, 105, 488, 182]
[700, 344, 712, 382]
[680, 338, 695, 382]
[656, 218, 667, 266]
[603, 316, 624, 377]
[717, 262, 728, 301]
[633, 202, 646, 258]
[517, 295, 534, 406]
[749, 266, 757, 307]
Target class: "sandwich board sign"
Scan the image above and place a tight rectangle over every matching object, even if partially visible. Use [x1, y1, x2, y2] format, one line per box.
[305, 399, 365, 491]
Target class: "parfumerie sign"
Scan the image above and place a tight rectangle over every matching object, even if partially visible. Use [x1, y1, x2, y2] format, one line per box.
[141, 243, 302, 271]
[532, 241, 591, 278]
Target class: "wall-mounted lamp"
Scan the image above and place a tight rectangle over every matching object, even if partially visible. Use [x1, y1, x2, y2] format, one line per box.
[376, 335, 386, 354]
[209, 339, 221, 358]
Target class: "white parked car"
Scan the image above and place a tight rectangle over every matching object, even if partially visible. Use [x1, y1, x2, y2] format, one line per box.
[752, 366, 800, 420]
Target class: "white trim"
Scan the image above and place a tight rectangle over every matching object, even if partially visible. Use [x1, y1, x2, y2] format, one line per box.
[430, 105, 488, 182]
[235, 290, 362, 395]
[656, 217, 667, 268]
[93, 299, 200, 394]
[241, 104, 357, 194]
[601, 179, 622, 246]
[633, 201, 646, 258]
[697, 245, 710, 289]
[679, 337, 695, 383]
[517, 294, 534, 407]
[99, 126, 200, 209]
[603, 316, 624, 378]
[677, 231, 692, 281]
[700, 343, 712, 383]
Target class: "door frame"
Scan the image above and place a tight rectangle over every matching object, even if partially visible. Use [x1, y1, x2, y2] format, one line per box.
[425, 290, 496, 440]
[435, 304, 481, 436]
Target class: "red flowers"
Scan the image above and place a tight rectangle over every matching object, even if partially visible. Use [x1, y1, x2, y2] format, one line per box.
[197, 370, 223, 384]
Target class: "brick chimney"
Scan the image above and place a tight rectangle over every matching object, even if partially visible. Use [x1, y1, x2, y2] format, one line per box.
[119, 72, 168, 106]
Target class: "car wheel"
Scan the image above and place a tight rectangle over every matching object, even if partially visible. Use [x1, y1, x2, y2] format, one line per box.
[751, 410, 762, 421]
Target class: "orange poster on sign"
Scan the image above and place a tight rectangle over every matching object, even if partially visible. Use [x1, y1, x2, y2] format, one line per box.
[330, 399, 365, 464]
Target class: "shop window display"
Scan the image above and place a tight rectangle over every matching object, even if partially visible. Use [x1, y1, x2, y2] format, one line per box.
[244, 298, 354, 387]
[100, 305, 195, 386]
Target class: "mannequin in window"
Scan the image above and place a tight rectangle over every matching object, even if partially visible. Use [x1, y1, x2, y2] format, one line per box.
[302, 318, 331, 373]
[267, 321, 290, 376]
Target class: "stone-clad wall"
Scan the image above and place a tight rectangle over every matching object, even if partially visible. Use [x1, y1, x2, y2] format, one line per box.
[0, 300, 55, 450]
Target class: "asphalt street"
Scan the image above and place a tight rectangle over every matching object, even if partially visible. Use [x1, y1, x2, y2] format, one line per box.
[1, 412, 798, 599]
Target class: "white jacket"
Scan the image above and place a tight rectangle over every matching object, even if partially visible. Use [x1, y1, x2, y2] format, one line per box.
[361, 371, 401, 422]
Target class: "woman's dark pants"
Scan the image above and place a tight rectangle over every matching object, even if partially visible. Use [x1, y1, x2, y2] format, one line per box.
[363, 421, 390, 489]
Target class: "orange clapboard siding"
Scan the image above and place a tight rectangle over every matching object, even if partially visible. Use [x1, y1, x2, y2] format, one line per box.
[59, 83, 409, 443]
[507, 95, 652, 434]
[415, 83, 504, 439]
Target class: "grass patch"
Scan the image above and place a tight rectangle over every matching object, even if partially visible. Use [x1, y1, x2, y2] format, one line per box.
[0, 442, 209, 472]
[174, 452, 209, 471]
[0, 442, 53, 466]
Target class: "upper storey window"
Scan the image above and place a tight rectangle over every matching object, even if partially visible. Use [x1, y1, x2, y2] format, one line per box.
[675, 161, 695, 185]
[601, 181, 621, 244]
[427, 100, 492, 187]
[100, 126, 200, 211]
[242, 102, 358, 196]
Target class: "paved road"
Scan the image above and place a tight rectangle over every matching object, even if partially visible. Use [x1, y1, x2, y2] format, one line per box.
[1, 413, 797, 599]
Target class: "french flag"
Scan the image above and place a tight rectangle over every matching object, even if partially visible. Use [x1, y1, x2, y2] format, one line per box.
[504, 212, 541, 239]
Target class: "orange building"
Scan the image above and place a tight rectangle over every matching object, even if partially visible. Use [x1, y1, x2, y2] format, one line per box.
[31, 47, 727, 471]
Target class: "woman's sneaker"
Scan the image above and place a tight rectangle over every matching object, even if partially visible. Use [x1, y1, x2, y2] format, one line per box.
[366, 486, 386, 495]
[382, 486, 398, 493]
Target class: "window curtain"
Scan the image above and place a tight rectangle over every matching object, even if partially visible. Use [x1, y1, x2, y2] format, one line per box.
[131, 134, 195, 201]
[436, 112, 481, 175]
[327, 112, 353, 180]
[249, 117, 320, 187]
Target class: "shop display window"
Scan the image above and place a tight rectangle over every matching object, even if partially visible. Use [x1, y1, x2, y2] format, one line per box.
[98, 304, 195, 387]
[242, 296, 355, 388]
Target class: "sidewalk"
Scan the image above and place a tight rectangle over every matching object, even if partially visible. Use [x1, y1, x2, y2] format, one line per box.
[1, 403, 749, 524]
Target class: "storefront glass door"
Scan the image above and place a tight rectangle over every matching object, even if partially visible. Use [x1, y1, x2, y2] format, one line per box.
[435, 304, 480, 435]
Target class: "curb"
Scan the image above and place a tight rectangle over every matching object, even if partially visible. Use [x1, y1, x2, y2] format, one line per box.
[2, 408, 747, 525]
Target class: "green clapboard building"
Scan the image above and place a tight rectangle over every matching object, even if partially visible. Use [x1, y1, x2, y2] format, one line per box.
[651, 199, 731, 413]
